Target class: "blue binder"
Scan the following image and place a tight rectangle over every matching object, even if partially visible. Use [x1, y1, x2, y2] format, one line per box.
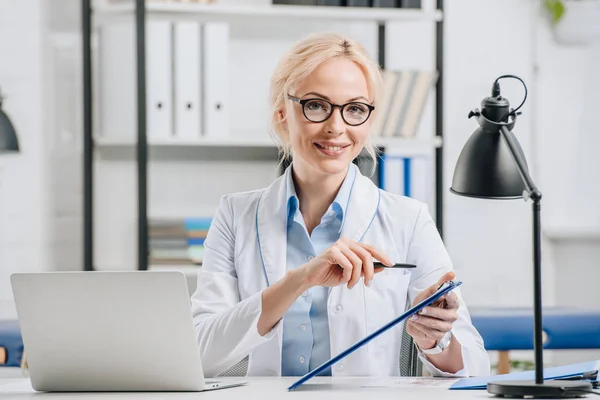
[287, 280, 462, 391]
[450, 361, 600, 390]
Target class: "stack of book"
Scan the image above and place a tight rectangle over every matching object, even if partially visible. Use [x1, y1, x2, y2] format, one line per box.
[184, 217, 212, 264]
[148, 217, 212, 266]
[370, 69, 438, 138]
[272, 1, 421, 7]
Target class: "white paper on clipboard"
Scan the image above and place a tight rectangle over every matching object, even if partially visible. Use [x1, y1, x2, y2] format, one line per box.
[360, 377, 460, 388]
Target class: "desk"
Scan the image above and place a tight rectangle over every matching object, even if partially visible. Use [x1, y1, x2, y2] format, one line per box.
[0, 376, 498, 399]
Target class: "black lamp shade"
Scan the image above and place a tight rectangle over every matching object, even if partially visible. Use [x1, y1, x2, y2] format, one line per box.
[0, 107, 19, 153]
[450, 126, 528, 199]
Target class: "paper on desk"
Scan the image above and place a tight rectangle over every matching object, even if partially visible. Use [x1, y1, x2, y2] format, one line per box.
[361, 377, 460, 388]
[451, 360, 600, 390]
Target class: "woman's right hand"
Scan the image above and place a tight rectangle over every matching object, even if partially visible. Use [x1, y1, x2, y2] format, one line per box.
[301, 237, 392, 289]
[258, 238, 392, 336]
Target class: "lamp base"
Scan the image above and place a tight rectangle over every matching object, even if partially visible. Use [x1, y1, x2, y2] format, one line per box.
[487, 380, 594, 398]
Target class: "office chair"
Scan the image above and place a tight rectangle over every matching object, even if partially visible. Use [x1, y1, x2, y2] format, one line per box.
[217, 298, 423, 377]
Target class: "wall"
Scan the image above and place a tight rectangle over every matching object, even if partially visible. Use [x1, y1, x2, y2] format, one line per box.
[443, 0, 535, 307]
[444, 0, 600, 310]
[443, 0, 600, 367]
[0, 0, 48, 319]
[0, 0, 84, 320]
[535, 16, 600, 230]
[43, 0, 85, 276]
[534, 1, 600, 366]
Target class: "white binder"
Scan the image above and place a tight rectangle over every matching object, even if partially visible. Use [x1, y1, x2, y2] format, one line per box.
[147, 20, 173, 140]
[174, 21, 202, 140]
[201, 22, 230, 138]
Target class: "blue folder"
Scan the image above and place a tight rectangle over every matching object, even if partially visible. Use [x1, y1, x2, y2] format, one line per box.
[450, 361, 600, 390]
[287, 280, 462, 391]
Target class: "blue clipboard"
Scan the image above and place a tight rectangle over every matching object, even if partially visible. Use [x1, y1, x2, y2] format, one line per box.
[287, 280, 463, 391]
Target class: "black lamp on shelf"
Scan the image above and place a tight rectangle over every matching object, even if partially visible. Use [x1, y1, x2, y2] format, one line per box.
[450, 75, 593, 398]
[0, 86, 20, 153]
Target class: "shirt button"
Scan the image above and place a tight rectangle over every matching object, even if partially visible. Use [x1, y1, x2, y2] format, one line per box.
[335, 305, 343, 312]
[300, 324, 306, 331]
[337, 363, 344, 371]
[307, 255, 314, 261]
[299, 356, 305, 364]
[302, 291, 308, 297]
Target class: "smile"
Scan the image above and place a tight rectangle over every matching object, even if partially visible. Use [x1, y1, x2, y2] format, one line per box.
[314, 142, 351, 156]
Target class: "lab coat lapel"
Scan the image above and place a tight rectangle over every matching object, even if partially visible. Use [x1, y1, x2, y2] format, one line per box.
[328, 166, 381, 376]
[253, 169, 288, 377]
[340, 165, 380, 243]
[256, 170, 288, 288]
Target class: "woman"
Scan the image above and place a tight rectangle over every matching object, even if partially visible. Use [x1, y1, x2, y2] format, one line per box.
[190, 32, 490, 379]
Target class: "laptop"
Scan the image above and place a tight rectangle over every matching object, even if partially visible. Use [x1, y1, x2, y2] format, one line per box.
[10, 271, 247, 392]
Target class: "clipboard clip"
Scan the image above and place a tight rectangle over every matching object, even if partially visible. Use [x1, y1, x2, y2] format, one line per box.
[555, 371, 599, 383]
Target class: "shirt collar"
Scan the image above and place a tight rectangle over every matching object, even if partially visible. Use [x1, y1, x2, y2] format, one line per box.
[285, 164, 357, 226]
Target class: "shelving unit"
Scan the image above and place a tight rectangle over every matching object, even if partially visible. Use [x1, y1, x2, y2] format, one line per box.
[94, 134, 442, 151]
[93, 2, 442, 23]
[81, 0, 445, 272]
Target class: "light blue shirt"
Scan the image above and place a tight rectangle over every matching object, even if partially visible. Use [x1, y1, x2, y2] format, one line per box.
[280, 165, 356, 376]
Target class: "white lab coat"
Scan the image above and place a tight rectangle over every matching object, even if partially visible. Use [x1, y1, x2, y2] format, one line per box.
[191, 164, 490, 378]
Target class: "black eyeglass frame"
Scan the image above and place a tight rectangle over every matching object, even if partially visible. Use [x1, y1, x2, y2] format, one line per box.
[287, 94, 375, 126]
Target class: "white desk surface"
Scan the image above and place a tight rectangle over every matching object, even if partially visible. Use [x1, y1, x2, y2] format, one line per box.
[0, 375, 498, 399]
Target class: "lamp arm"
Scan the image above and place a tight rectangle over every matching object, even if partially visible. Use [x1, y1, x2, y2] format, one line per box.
[500, 124, 544, 385]
[499, 125, 542, 202]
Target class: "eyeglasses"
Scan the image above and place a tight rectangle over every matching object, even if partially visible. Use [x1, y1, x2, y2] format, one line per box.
[287, 94, 374, 126]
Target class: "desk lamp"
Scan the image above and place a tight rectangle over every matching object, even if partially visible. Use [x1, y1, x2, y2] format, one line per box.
[450, 75, 593, 398]
[0, 87, 20, 153]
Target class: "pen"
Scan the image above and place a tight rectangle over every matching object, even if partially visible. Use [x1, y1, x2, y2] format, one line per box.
[373, 262, 417, 269]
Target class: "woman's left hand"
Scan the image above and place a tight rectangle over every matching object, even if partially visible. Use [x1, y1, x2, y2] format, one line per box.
[406, 271, 459, 351]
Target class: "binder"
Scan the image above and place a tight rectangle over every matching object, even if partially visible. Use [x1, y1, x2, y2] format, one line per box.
[398, 70, 437, 138]
[450, 361, 600, 390]
[371, 0, 396, 6]
[288, 280, 462, 390]
[316, 0, 342, 5]
[379, 155, 412, 196]
[345, 0, 370, 5]
[273, 0, 318, 4]
[370, 69, 398, 137]
[382, 70, 414, 137]
[378, 154, 434, 213]
[373, 70, 437, 138]
[409, 154, 432, 207]
[201, 22, 230, 138]
[147, 20, 173, 139]
[174, 21, 202, 140]
[399, 0, 421, 7]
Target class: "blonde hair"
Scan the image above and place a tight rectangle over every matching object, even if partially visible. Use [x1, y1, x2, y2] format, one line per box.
[268, 32, 383, 174]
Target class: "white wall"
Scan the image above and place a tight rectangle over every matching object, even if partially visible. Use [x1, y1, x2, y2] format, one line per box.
[443, 0, 536, 308]
[444, 0, 600, 311]
[0, 0, 49, 319]
[535, 18, 600, 230]
[0, 0, 85, 320]
[535, 3, 600, 367]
